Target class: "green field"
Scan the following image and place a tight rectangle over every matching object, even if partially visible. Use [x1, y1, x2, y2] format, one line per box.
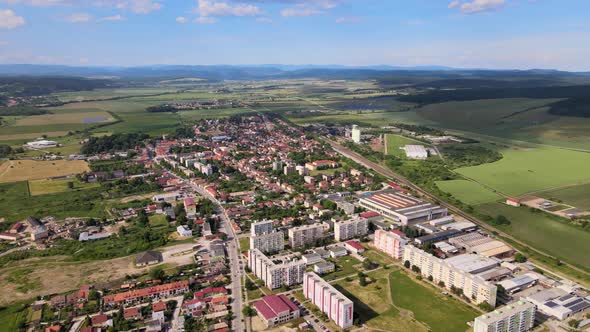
[323, 256, 362, 280]
[455, 148, 590, 196]
[0, 302, 29, 332]
[239, 237, 250, 252]
[436, 179, 502, 205]
[385, 134, 424, 156]
[28, 178, 99, 196]
[535, 183, 590, 210]
[476, 202, 590, 271]
[148, 214, 169, 228]
[389, 270, 479, 332]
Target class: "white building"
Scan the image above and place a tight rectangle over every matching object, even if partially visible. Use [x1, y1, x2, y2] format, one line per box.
[250, 231, 284, 254]
[351, 125, 361, 144]
[359, 191, 447, 225]
[251, 220, 274, 237]
[248, 249, 306, 289]
[26, 140, 58, 149]
[303, 272, 354, 329]
[176, 225, 192, 237]
[403, 145, 428, 159]
[403, 245, 497, 306]
[313, 261, 335, 275]
[525, 288, 590, 320]
[288, 224, 325, 249]
[474, 301, 536, 332]
[333, 216, 368, 242]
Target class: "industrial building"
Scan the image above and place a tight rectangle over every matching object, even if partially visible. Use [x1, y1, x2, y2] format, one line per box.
[303, 272, 354, 329]
[254, 295, 300, 328]
[403, 246, 497, 306]
[333, 216, 368, 241]
[403, 145, 428, 159]
[525, 288, 590, 320]
[449, 233, 514, 258]
[359, 190, 447, 225]
[473, 301, 536, 332]
[248, 249, 306, 290]
[373, 229, 407, 259]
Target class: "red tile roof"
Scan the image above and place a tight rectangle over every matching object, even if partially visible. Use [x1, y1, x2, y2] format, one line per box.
[359, 211, 380, 218]
[103, 280, 189, 304]
[124, 307, 141, 319]
[91, 314, 109, 326]
[253, 295, 299, 321]
[153, 301, 167, 312]
[345, 240, 364, 250]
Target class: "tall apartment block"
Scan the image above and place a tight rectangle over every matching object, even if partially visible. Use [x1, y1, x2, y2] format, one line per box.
[251, 220, 274, 236]
[288, 224, 324, 249]
[250, 231, 284, 254]
[248, 249, 306, 289]
[303, 272, 354, 329]
[373, 229, 407, 259]
[333, 216, 368, 242]
[474, 301, 536, 332]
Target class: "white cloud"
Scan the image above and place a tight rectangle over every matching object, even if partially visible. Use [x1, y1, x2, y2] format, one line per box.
[99, 14, 125, 21]
[198, 0, 261, 17]
[335, 16, 361, 24]
[2, 0, 68, 6]
[176, 16, 189, 23]
[115, 0, 161, 14]
[0, 9, 26, 29]
[256, 17, 272, 23]
[194, 16, 217, 24]
[281, 6, 321, 17]
[65, 12, 93, 23]
[448, 0, 506, 14]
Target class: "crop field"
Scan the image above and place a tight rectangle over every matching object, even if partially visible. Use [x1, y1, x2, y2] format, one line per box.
[28, 178, 99, 196]
[476, 202, 590, 271]
[436, 179, 502, 205]
[386, 134, 425, 156]
[287, 110, 428, 127]
[455, 148, 590, 196]
[13, 111, 114, 126]
[534, 183, 590, 210]
[0, 131, 70, 142]
[53, 87, 179, 102]
[388, 270, 479, 332]
[0, 160, 90, 183]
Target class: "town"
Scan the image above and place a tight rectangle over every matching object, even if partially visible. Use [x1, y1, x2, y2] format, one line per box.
[1, 113, 588, 332]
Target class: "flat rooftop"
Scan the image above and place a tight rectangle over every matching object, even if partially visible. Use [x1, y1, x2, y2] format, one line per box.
[445, 254, 500, 274]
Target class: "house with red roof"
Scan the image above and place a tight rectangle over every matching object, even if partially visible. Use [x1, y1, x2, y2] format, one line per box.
[45, 325, 61, 332]
[124, 307, 142, 320]
[253, 295, 300, 327]
[102, 280, 189, 306]
[91, 314, 112, 328]
[345, 240, 365, 254]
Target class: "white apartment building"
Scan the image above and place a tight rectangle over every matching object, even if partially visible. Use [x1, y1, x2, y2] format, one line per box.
[288, 224, 325, 249]
[251, 220, 274, 236]
[474, 301, 536, 332]
[351, 125, 361, 144]
[373, 229, 407, 259]
[333, 216, 368, 242]
[303, 272, 354, 329]
[248, 249, 306, 289]
[250, 231, 284, 254]
[403, 245, 497, 306]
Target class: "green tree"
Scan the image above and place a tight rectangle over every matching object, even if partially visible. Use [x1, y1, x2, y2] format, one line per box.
[242, 305, 256, 317]
[149, 266, 165, 280]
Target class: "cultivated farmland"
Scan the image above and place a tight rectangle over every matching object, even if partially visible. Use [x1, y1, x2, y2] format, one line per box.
[28, 178, 99, 196]
[0, 160, 90, 183]
[436, 179, 502, 205]
[13, 111, 114, 126]
[534, 183, 590, 211]
[385, 134, 425, 156]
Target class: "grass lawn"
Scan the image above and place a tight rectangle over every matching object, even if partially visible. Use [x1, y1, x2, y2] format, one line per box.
[309, 167, 345, 176]
[239, 237, 250, 252]
[436, 179, 502, 205]
[0, 302, 29, 332]
[476, 202, 590, 272]
[246, 287, 264, 301]
[28, 178, 99, 196]
[148, 214, 169, 228]
[0, 160, 90, 183]
[455, 148, 590, 196]
[322, 256, 362, 280]
[362, 247, 398, 266]
[389, 270, 480, 332]
[386, 134, 425, 157]
[535, 183, 590, 211]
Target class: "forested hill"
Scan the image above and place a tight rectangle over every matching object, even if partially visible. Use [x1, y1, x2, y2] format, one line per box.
[0, 77, 112, 97]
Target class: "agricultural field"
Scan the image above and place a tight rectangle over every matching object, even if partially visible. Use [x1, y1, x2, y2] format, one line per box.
[455, 148, 590, 196]
[0, 160, 90, 183]
[534, 183, 590, 211]
[287, 110, 428, 127]
[53, 88, 178, 102]
[386, 134, 426, 156]
[476, 202, 590, 272]
[28, 178, 99, 196]
[13, 111, 114, 126]
[436, 179, 502, 205]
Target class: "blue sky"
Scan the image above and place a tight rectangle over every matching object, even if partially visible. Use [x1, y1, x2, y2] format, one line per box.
[0, 0, 589, 70]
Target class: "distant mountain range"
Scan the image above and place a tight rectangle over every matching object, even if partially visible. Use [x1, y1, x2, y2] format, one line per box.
[0, 64, 588, 81]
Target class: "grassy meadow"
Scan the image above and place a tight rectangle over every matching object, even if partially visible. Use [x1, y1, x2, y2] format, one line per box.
[385, 134, 425, 156]
[0, 160, 90, 183]
[534, 183, 590, 210]
[28, 178, 99, 196]
[436, 179, 502, 205]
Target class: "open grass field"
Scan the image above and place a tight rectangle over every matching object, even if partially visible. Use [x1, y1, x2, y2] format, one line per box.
[534, 183, 590, 210]
[323, 256, 361, 280]
[388, 269, 480, 332]
[53, 88, 178, 102]
[0, 131, 70, 142]
[476, 202, 590, 271]
[386, 134, 425, 156]
[13, 111, 114, 126]
[239, 237, 250, 252]
[148, 214, 169, 228]
[0, 160, 90, 183]
[28, 178, 99, 196]
[0, 302, 29, 332]
[455, 148, 590, 196]
[287, 110, 430, 127]
[436, 179, 502, 205]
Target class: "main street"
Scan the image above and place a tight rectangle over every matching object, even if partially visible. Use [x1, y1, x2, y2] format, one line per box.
[326, 138, 590, 285]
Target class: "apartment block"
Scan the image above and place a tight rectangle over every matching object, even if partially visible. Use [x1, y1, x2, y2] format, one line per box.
[403, 245, 497, 307]
[373, 229, 407, 259]
[333, 216, 368, 242]
[288, 224, 324, 249]
[251, 220, 274, 236]
[303, 272, 354, 329]
[474, 301, 536, 332]
[250, 231, 284, 254]
[248, 249, 306, 290]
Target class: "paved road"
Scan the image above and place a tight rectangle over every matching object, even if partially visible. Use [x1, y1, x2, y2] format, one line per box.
[326, 138, 590, 283]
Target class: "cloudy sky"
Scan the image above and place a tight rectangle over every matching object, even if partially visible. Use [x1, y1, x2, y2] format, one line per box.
[0, 0, 589, 70]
